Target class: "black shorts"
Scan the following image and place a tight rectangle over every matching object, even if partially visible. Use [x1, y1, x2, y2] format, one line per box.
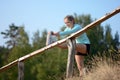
[75, 44, 90, 56]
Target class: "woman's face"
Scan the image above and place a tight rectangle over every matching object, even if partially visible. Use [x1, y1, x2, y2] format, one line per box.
[64, 18, 74, 28]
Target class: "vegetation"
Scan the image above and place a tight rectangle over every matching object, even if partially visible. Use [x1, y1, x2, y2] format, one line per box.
[83, 56, 120, 80]
[0, 14, 120, 80]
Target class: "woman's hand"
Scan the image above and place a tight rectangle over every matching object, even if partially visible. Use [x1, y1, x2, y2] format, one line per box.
[52, 32, 59, 36]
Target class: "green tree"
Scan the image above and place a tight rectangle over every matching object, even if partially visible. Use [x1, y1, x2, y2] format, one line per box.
[0, 46, 9, 67]
[26, 29, 67, 80]
[104, 25, 113, 49]
[1, 23, 20, 49]
[112, 31, 120, 50]
[2, 25, 32, 80]
[74, 13, 92, 27]
[7, 26, 31, 62]
[32, 29, 47, 50]
[39, 29, 47, 47]
[32, 30, 41, 49]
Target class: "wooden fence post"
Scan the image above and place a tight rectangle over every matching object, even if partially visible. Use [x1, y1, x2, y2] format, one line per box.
[66, 38, 76, 78]
[18, 61, 24, 80]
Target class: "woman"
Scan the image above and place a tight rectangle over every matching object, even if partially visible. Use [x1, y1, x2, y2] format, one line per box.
[49, 15, 90, 77]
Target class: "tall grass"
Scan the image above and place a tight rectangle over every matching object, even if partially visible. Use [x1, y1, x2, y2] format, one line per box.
[66, 49, 120, 80]
[83, 60, 120, 80]
[84, 49, 120, 80]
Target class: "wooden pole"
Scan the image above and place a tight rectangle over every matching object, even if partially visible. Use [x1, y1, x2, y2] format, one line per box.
[18, 61, 24, 80]
[66, 38, 76, 78]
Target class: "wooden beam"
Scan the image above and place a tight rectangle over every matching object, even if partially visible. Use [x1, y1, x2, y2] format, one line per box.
[0, 59, 18, 72]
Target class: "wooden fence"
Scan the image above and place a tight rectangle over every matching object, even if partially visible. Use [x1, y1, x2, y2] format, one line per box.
[0, 7, 120, 80]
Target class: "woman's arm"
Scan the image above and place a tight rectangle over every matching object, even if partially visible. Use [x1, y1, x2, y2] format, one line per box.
[59, 24, 81, 36]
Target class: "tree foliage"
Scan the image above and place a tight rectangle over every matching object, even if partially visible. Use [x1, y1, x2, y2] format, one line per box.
[1, 24, 20, 49]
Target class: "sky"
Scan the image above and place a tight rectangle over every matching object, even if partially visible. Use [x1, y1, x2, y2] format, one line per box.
[0, 0, 120, 46]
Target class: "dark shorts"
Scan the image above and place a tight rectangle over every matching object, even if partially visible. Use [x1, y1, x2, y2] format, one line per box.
[75, 44, 90, 56]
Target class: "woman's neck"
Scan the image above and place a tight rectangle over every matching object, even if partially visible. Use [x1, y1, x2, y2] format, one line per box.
[70, 24, 74, 28]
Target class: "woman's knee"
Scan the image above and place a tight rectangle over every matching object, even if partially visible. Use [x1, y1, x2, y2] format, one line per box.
[58, 43, 67, 49]
[76, 44, 87, 53]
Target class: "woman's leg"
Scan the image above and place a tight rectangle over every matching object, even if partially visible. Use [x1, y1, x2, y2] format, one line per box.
[75, 44, 87, 77]
[58, 42, 68, 49]
[58, 43, 87, 77]
[76, 44, 87, 54]
[75, 55, 84, 77]
[58, 43, 87, 52]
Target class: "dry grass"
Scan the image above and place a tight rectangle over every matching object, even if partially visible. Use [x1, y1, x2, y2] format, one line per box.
[65, 61, 120, 80]
[83, 61, 120, 80]
[65, 49, 120, 80]
[65, 77, 80, 80]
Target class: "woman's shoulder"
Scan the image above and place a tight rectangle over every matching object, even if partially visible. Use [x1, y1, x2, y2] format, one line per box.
[74, 24, 81, 26]
[74, 24, 82, 28]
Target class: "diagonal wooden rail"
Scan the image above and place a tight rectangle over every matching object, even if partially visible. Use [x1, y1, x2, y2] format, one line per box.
[0, 7, 120, 76]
